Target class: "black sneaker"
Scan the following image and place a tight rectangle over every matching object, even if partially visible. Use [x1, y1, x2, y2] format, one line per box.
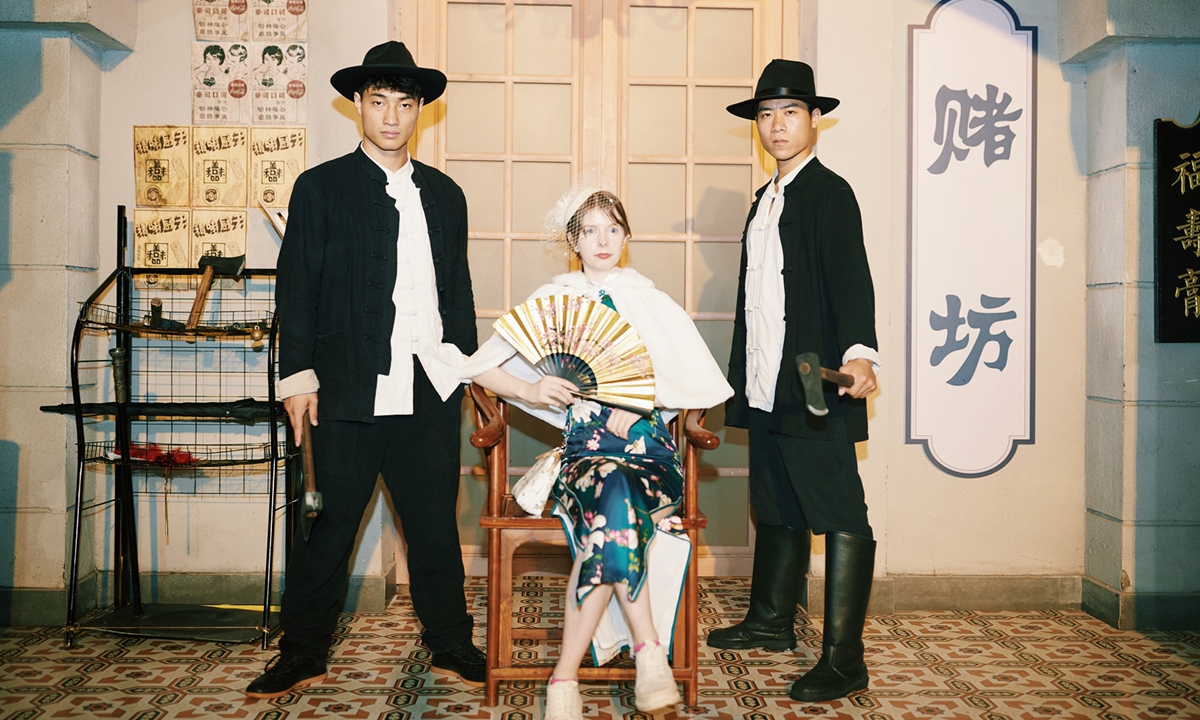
[430, 640, 487, 686]
[245, 653, 327, 699]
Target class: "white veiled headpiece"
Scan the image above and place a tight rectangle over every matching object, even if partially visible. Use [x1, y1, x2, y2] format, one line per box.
[542, 174, 614, 255]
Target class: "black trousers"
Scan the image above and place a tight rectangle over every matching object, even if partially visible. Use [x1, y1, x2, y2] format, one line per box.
[279, 366, 471, 660]
[748, 408, 872, 539]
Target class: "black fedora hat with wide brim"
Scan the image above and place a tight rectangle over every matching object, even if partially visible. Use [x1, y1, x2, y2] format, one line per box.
[330, 41, 447, 102]
[726, 59, 840, 120]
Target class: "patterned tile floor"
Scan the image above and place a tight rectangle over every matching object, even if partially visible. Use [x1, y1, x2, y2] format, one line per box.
[1, 577, 1197, 719]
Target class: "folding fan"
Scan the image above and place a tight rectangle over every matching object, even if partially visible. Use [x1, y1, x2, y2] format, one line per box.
[494, 295, 655, 414]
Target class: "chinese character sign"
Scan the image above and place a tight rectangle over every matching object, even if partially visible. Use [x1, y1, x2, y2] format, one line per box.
[133, 210, 192, 269]
[907, 0, 1036, 477]
[252, 0, 307, 41]
[191, 210, 248, 266]
[1154, 117, 1200, 342]
[249, 41, 307, 125]
[133, 126, 191, 208]
[191, 42, 253, 125]
[193, 0, 251, 41]
[192, 126, 249, 208]
[250, 127, 305, 208]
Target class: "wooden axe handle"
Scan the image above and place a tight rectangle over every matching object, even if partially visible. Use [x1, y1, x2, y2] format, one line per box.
[820, 366, 855, 388]
[301, 413, 316, 496]
[185, 265, 217, 330]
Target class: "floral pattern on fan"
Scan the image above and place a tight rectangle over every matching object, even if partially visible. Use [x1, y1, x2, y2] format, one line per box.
[494, 295, 655, 413]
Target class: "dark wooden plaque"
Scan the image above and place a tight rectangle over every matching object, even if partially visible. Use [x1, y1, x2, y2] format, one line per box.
[1155, 115, 1200, 343]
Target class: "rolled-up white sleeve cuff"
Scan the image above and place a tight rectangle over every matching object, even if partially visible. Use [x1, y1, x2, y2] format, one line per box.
[842, 344, 881, 371]
[278, 369, 320, 399]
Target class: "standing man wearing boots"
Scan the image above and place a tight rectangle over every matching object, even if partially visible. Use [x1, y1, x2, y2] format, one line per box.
[248, 42, 483, 698]
[707, 59, 879, 703]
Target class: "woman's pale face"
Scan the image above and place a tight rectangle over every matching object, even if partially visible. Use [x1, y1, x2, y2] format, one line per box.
[572, 208, 626, 283]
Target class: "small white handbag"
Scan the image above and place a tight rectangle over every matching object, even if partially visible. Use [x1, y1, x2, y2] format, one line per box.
[511, 445, 564, 516]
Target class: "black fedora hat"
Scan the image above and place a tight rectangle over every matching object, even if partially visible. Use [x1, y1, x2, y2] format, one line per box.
[330, 41, 447, 102]
[726, 59, 840, 119]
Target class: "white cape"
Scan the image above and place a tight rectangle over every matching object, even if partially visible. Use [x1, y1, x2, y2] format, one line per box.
[461, 267, 734, 425]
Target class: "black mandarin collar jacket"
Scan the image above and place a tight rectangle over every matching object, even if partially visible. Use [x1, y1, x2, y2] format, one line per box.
[276, 147, 477, 422]
[725, 157, 878, 442]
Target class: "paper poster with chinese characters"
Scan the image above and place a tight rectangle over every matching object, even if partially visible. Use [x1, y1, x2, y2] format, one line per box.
[193, 0, 250, 41]
[250, 127, 305, 208]
[252, 0, 307, 41]
[1154, 116, 1200, 342]
[134, 127, 191, 207]
[906, 0, 1036, 477]
[192, 126, 249, 208]
[133, 210, 192, 270]
[191, 210, 248, 266]
[192, 42, 252, 125]
[249, 41, 307, 125]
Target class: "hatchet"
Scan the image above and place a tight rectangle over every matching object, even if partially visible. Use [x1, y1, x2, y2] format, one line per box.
[795, 352, 854, 416]
[299, 411, 323, 543]
[185, 254, 246, 330]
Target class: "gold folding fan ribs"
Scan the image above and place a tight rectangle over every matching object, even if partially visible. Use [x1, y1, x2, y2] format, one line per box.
[494, 295, 655, 414]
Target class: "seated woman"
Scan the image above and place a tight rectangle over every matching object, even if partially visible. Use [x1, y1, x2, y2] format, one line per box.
[464, 187, 732, 719]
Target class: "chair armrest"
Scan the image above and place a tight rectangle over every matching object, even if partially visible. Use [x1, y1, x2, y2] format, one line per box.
[683, 409, 719, 450]
[469, 383, 505, 449]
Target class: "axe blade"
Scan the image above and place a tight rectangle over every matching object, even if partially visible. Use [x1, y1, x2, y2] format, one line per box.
[796, 352, 830, 416]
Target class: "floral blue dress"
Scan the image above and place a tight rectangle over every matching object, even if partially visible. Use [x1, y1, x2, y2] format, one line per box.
[551, 297, 685, 606]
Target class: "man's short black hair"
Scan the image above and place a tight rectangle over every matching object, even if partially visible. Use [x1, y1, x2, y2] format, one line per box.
[355, 75, 423, 102]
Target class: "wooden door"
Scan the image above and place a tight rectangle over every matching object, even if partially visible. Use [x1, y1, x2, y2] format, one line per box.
[405, 0, 783, 575]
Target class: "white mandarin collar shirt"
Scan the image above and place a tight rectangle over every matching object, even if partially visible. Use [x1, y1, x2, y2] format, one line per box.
[744, 153, 879, 412]
[367, 149, 465, 415]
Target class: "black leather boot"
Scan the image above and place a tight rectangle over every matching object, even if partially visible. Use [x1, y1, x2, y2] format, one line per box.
[707, 524, 809, 651]
[789, 531, 875, 702]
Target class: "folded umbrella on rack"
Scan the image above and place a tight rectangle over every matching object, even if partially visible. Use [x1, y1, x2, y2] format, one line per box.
[39, 398, 282, 422]
[105, 442, 200, 467]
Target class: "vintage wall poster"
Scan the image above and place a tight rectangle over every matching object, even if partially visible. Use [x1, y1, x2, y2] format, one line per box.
[252, 0, 307, 42]
[191, 210, 248, 266]
[134, 126, 191, 208]
[249, 41, 307, 125]
[193, 0, 251, 41]
[1155, 115, 1200, 342]
[250, 127, 305, 209]
[133, 210, 192, 270]
[192, 42, 252, 125]
[906, 0, 1037, 477]
[192, 126, 249, 208]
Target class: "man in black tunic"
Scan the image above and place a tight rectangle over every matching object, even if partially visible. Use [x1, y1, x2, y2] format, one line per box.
[247, 41, 483, 698]
[707, 59, 880, 703]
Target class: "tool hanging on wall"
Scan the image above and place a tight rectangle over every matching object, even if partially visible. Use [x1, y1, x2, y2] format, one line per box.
[186, 254, 246, 331]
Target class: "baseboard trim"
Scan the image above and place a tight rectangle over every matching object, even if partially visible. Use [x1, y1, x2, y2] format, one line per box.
[1082, 576, 1200, 630]
[0, 571, 397, 628]
[800, 575, 1082, 615]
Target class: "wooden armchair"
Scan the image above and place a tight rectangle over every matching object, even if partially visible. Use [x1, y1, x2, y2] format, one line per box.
[468, 383, 718, 707]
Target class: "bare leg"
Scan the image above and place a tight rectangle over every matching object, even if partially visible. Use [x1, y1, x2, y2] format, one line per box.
[552, 505, 677, 680]
[552, 552, 615, 681]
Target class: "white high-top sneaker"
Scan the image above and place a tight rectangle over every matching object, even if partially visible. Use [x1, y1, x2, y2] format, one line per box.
[545, 679, 583, 720]
[634, 642, 681, 712]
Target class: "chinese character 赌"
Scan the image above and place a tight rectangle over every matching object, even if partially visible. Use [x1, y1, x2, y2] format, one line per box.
[928, 84, 1024, 175]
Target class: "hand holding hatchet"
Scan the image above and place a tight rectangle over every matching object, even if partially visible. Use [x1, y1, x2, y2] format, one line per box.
[796, 352, 877, 416]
